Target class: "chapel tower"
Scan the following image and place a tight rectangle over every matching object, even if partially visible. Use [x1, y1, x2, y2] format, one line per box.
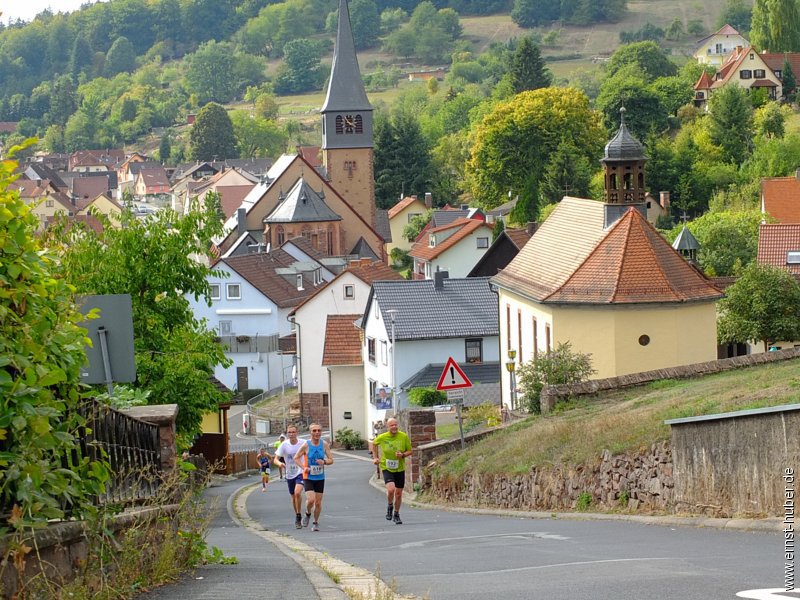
[600, 107, 647, 204]
[320, 0, 376, 228]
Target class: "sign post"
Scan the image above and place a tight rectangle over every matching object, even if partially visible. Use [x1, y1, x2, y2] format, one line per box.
[436, 357, 472, 450]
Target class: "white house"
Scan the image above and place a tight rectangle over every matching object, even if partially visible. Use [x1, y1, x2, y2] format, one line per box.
[361, 272, 500, 438]
[408, 217, 494, 279]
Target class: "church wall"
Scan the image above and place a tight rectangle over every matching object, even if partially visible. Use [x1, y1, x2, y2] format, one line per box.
[324, 146, 375, 228]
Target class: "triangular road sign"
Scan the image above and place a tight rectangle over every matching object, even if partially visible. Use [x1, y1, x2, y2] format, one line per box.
[436, 357, 473, 390]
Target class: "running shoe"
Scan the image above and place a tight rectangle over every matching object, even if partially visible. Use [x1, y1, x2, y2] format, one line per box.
[311, 522, 320, 532]
[295, 516, 302, 529]
[386, 505, 393, 520]
[302, 513, 310, 527]
[393, 513, 403, 525]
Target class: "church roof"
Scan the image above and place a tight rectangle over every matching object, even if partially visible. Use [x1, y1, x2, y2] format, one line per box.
[263, 178, 341, 223]
[602, 107, 646, 162]
[321, 0, 371, 113]
[672, 225, 700, 251]
[492, 198, 722, 305]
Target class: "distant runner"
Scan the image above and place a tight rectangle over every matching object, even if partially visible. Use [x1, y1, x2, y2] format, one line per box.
[257, 447, 274, 492]
[294, 423, 333, 532]
[274, 426, 306, 529]
[372, 417, 412, 524]
[274, 434, 286, 479]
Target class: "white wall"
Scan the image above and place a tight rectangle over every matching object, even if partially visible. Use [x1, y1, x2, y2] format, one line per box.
[329, 365, 367, 439]
[429, 228, 492, 278]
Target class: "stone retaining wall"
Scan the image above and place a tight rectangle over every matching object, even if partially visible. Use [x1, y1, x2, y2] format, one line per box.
[422, 442, 674, 512]
[540, 347, 800, 412]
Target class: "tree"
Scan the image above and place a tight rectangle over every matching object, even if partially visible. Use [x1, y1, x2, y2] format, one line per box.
[751, 0, 772, 51]
[511, 0, 560, 27]
[517, 342, 595, 414]
[350, 0, 379, 49]
[467, 87, 605, 210]
[509, 36, 552, 93]
[783, 58, 797, 99]
[597, 66, 669, 139]
[185, 41, 238, 104]
[0, 149, 110, 531]
[105, 35, 137, 76]
[708, 84, 754, 164]
[606, 41, 678, 81]
[48, 74, 78, 126]
[231, 111, 288, 158]
[717, 0, 752, 33]
[159, 132, 172, 163]
[685, 209, 763, 276]
[374, 111, 433, 207]
[190, 102, 237, 161]
[768, 0, 800, 52]
[403, 210, 432, 242]
[273, 39, 326, 95]
[754, 102, 787, 138]
[718, 263, 800, 352]
[540, 138, 592, 204]
[254, 92, 279, 120]
[69, 35, 93, 81]
[48, 204, 232, 439]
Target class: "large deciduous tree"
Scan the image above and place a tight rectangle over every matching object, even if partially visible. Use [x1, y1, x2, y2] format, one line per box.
[273, 39, 326, 95]
[683, 209, 763, 276]
[185, 40, 238, 104]
[48, 204, 231, 439]
[606, 41, 678, 80]
[190, 102, 237, 161]
[231, 111, 288, 158]
[104, 35, 137, 76]
[466, 87, 605, 212]
[718, 263, 800, 352]
[751, 0, 800, 51]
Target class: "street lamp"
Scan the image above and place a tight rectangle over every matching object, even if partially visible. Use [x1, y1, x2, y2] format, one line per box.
[505, 349, 517, 410]
[387, 309, 397, 411]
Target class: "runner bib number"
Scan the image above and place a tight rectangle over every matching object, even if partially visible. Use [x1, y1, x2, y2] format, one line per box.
[385, 459, 399, 470]
[308, 465, 324, 476]
[286, 463, 301, 478]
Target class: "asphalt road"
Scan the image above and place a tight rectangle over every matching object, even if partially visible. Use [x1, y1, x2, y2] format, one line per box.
[246, 451, 786, 600]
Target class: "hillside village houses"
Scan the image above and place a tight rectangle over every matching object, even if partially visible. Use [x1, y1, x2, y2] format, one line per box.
[692, 24, 748, 67]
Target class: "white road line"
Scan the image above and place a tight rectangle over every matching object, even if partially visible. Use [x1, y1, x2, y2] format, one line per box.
[403, 557, 677, 578]
[736, 590, 800, 599]
[397, 531, 570, 549]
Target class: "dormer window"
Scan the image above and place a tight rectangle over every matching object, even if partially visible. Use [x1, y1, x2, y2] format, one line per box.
[429, 235, 436, 247]
[787, 251, 800, 264]
[296, 274, 304, 290]
[314, 269, 322, 285]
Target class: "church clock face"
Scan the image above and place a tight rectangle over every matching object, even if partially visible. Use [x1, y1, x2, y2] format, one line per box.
[335, 114, 363, 135]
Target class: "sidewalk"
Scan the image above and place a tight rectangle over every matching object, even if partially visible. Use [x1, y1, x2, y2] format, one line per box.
[141, 476, 347, 600]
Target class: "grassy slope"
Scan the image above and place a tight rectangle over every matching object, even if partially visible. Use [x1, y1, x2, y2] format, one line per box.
[437, 358, 800, 477]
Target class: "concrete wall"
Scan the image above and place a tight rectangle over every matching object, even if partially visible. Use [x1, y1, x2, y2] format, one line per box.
[669, 404, 800, 517]
[330, 365, 367, 439]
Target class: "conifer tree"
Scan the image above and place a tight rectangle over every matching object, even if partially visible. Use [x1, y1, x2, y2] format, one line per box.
[509, 36, 553, 93]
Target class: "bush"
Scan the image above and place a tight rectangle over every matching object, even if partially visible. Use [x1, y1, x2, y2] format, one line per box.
[241, 388, 263, 402]
[408, 386, 447, 407]
[465, 402, 501, 430]
[336, 427, 366, 450]
[517, 342, 595, 414]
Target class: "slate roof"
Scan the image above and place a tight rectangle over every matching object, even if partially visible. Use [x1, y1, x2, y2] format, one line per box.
[409, 217, 491, 261]
[368, 276, 498, 341]
[602, 107, 646, 162]
[400, 361, 501, 389]
[321, 0, 371, 113]
[24, 162, 66, 189]
[375, 208, 392, 243]
[127, 161, 163, 176]
[672, 225, 700, 251]
[492, 197, 722, 305]
[350, 236, 381, 259]
[758, 223, 800, 275]
[321, 314, 363, 366]
[486, 196, 517, 217]
[221, 250, 323, 308]
[431, 208, 469, 227]
[762, 176, 800, 223]
[263, 178, 341, 223]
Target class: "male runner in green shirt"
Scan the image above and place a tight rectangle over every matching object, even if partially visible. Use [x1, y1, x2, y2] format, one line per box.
[372, 417, 412, 524]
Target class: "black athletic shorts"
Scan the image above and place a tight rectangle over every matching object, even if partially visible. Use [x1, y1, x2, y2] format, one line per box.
[382, 469, 405, 489]
[303, 479, 325, 494]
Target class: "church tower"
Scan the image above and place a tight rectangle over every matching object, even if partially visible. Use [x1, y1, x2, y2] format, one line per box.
[600, 107, 647, 204]
[321, 0, 376, 228]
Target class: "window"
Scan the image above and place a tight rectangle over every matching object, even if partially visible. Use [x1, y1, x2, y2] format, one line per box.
[210, 283, 221, 300]
[46, 199, 54, 207]
[407, 212, 421, 223]
[776, 70, 783, 78]
[695, 91, 704, 99]
[322, 393, 329, 407]
[335, 115, 343, 134]
[219, 320, 232, 335]
[296, 274, 304, 290]
[715, 43, 722, 54]
[754, 69, 766, 78]
[788, 251, 800, 264]
[380, 340, 388, 365]
[477, 237, 489, 249]
[750, 53, 755, 60]
[367, 337, 376, 364]
[314, 269, 322, 285]
[277, 226, 285, 246]
[639, 334, 651, 346]
[374, 302, 380, 318]
[429, 235, 436, 247]
[424, 262, 432, 278]
[343, 284, 355, 299]
[740, 70, 752, 79]
[226, 283, 241, 300]
[465, 338, 482, 363]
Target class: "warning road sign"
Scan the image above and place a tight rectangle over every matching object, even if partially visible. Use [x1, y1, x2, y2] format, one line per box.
[436, 357, 473, 391]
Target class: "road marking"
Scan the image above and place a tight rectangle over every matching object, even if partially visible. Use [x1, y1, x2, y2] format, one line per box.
[405, 557, 676, 578]
[736, 590, 800, 599]
[397, 531, 570, 549]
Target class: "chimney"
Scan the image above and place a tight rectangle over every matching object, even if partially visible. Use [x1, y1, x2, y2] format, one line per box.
[424, 192, 432, 209]
[526, 222, 538, 236]
[796, 169, 800, 181]
[433, 270, 449, 290]
[237, 208, 246, 239]
[460, 204, 469, 210]
[659, 191, 671, 209]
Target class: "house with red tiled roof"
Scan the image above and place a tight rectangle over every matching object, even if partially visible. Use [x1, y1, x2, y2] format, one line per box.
[181, 167, 258, 217]
[12, 178, 73, 230]
[491, 117, 723, 402]
[761, 175, 800, 223]
[134, 166, 170, 199]
[695, 46, 783, 109]
[289, 258, 402, 434]
[409, 216, 493, 279]
[386, 194, 430, 261]
[693, 24, 748, 67]
[758, 223, 800, 276]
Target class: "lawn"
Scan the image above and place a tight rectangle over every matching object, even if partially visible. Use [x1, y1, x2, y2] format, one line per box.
[432, 358, 800, 477]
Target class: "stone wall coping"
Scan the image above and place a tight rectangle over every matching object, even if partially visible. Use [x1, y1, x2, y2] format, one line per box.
[122, 403, 179, 425]
[665, 402, 800, 426]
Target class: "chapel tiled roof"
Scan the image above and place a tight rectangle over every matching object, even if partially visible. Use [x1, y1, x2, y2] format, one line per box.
[321, 314, 363, 366]
[369, 276, 498, 341]
[263, 178, 341, 223]
[762, 176, 800, 223]
[602, 107, 645, 161]
[546, 208, 723, 304]
[409, 217, 491, 261]
[758, 223, 800, 275]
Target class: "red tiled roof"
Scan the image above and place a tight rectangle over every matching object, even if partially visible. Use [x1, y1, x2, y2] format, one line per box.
[504, 227, 533, 250]
[219, 184, 256, 219]
[409, 217, 491, 261]
[762, 177, 800, 223]
[751, 79, 777, 87]
[546, 208, 723, 304]
[139, 167, 170, 188]
[694, 71, 713, 90]
[0, 122, 18, 133]
[222, 250, 321, 308]
[298, 146, 322, 167]
[321, 314, 363, 366]
[715, 24, 741, 36]
[760, 53, 800, 83]
[388, 196, 425, 219]
[758, 223, 800, 275]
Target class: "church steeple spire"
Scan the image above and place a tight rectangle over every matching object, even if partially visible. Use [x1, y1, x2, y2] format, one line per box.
[321, 0, 371, 114]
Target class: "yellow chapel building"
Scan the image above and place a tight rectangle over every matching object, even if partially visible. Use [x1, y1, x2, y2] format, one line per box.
[492, 109, 723, 404]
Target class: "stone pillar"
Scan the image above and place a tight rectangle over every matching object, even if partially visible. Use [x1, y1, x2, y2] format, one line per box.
[122, 404, 179, 472]
[396, 409, 436, 484]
